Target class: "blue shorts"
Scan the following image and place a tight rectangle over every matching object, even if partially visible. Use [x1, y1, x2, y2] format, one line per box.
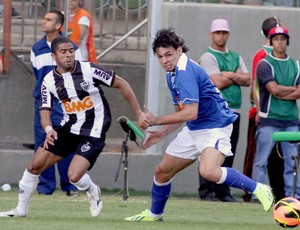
[43, 126, 105, 170]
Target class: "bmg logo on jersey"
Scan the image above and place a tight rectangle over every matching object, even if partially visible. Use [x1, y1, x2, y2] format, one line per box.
[63, 96, 94, 113]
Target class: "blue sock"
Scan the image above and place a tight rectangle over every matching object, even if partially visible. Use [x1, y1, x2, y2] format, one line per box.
[150, 179, 171, 215]
[222, 167, 257, 193]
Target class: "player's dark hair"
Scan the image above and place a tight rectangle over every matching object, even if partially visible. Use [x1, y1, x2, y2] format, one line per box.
[51, 36, 73, 53]
[49, 9, 65, 27]
[262, 17, 281, 38]
[152, 28, 189, 55]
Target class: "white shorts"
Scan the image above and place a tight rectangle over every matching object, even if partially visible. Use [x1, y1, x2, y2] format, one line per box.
[166, 125, 233, 160]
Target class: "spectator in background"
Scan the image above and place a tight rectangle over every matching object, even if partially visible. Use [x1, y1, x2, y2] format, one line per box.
[243, 17, 285, 203]
[67, 0, 97, 63]
[253, 26, 300, 199]
[47, 0, 109, 38]
[198, 19, 251, 202]
[30, 9, 82, 196]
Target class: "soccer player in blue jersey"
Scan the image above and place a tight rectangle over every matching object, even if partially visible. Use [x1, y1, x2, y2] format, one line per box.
[125, 28, 274, 222]
[0, 37, 149, 218]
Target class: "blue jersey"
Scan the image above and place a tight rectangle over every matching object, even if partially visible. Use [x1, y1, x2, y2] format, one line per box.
[166, 53, 236, 130]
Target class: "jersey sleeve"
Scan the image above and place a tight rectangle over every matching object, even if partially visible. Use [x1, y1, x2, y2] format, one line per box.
[78, 15, 90, 27]
[199, 52, 220, 76]
[39, 80, 53, 111]
[239, 55, 249, 73]
[177, 68, 199, 105]
[90, 62, 115, 87]
[256, 60, 274, 86]
[252, 50, 266, 80]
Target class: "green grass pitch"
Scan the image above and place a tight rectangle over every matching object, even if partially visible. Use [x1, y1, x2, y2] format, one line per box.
[0, 187, 279, 230]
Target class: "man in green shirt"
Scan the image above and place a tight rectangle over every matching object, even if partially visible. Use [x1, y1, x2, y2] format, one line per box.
[199, 19, 251, 202]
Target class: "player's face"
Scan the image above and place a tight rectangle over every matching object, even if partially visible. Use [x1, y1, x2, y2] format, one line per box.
[52, 42, 75, 73]
[41, 13, 60, 33]
[211, 31, 229, 47]
[272, 35, 288, 53]
[156, 46, 183, 72]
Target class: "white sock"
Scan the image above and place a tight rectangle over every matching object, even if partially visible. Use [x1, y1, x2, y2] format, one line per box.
[71, 173, 97, 196]
[216, 167, 227, 184]
[16, 170, 39, 216]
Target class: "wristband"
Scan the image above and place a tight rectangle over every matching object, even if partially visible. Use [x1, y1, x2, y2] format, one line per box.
[45, 125, 53, 134]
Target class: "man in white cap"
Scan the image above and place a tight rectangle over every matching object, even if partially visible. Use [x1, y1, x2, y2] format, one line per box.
[198, 19, 251, 202]
[253, 26, 300, 199]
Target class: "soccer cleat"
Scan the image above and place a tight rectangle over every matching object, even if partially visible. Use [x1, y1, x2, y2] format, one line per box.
[253, 183, 274, 211]
[125, 209, 163, 222]
[87, 186, 102, 217]
[0, 209, 25, 218]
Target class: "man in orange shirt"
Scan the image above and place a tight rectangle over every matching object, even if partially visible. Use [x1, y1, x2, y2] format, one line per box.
[67, 0, 97, 63]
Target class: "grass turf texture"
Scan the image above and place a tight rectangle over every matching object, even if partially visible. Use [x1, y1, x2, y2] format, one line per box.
[0, 187, 279, 230]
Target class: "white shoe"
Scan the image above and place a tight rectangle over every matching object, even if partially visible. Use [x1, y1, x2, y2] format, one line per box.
[0, 209, 25, 217]
[87, 186, 102, 217]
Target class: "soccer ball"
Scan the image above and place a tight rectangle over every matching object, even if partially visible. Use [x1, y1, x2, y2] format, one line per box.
[273, 197, 300, 228]
[1, 183, 11, 192]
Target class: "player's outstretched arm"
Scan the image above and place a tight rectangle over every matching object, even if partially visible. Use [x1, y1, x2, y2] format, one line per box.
[112, 75, 149, 129]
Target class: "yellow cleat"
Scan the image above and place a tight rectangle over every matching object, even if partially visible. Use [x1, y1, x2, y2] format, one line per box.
[125, 209, 163, 222]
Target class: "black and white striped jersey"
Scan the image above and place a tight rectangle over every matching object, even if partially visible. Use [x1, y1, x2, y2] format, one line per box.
[40, 60, 115, 138]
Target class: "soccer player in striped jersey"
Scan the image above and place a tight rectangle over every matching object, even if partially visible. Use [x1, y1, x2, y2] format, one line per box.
[0, 36, 149, 218]
[31, 9, 82, 197]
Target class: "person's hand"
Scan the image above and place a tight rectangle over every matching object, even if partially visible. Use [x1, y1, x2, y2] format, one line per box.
[137, 110, 149, 130]
[143, 129, 163, 149]
[144, 105, 156, 126]
[43, 130, 57, 149]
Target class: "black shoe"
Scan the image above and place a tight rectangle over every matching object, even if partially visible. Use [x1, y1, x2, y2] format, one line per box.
[12, 9, 22, 19]
[218, 195, 238, 202]
[66, 190, 79, 197]
[22, 143, 35, 150]
[38, 192, 52, 195]
[243, 193, 252, 202]
[200, 195, 220, 202]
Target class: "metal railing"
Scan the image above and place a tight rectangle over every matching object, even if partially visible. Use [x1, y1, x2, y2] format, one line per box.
[97, 17, 147, 60]
[1, 0, 148, 56]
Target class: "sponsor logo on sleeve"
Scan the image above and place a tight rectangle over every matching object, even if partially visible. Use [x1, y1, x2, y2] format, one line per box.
[93, 69, 111, 81]
[41, 85, 48, 105]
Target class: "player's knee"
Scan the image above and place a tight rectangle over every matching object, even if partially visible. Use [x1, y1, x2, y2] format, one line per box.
[154, 165, 172, 183]
[199, 166, 219, 182]
[27, 164, 43, 175]
[67, 171, 81, 183]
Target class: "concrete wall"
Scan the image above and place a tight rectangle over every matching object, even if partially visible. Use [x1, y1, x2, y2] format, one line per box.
[0, 53, 34, 143]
